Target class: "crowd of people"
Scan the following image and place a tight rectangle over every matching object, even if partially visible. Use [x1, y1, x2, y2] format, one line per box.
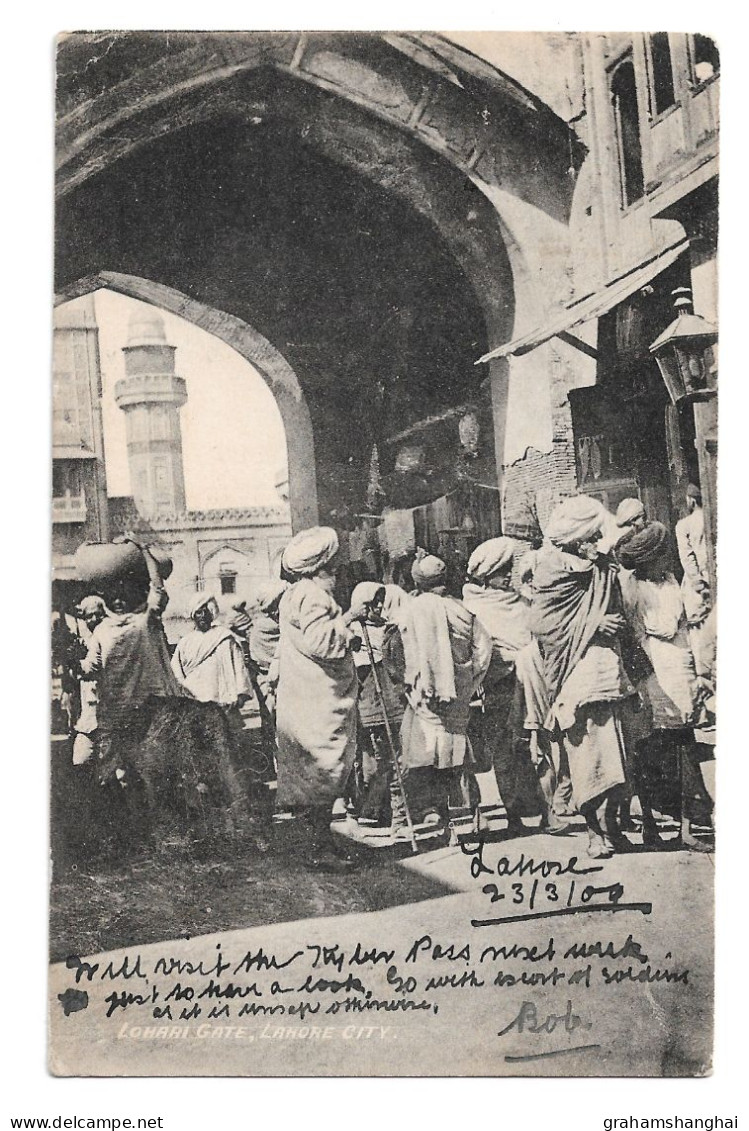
[52, 485, 716, 873]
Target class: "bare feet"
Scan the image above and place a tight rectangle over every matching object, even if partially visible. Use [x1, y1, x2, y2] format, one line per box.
[587, 829, 613, 859]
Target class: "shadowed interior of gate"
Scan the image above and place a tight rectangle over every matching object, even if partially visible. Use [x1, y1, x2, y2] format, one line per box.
[55, 71, 513, 522]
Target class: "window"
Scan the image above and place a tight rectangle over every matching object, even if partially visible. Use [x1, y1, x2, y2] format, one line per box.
[220, 572, 237, 595]
[52, 462, 82, 499]
[610, 57, 645, 208]
[691, 35, 719, 84]
[647, 33, 676, 116]
[52, 369, 81, 443]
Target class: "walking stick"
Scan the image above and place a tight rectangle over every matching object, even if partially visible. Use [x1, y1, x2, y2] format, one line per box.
[358, 618, 419, 854]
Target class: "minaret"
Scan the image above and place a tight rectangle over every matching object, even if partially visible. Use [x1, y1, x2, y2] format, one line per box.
[114, 307, 188, 517]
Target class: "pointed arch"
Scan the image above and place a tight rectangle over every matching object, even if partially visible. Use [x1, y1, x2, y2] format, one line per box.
[55, 272, 318, 532]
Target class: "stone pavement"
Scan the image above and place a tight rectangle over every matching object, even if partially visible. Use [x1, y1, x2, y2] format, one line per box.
[49, 810, 713, 1078]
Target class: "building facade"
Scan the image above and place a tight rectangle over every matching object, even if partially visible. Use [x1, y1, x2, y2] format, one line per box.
[108, 499, 292, 643]
[493, 32, 718, 576]
[109, 306, 292, 641]
[54, 33, 719, 587]
[52, 295, 110, 581]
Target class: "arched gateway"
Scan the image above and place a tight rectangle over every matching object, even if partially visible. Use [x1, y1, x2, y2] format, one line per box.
[55, 32, 582, 530]
[55, 272, 318, 532]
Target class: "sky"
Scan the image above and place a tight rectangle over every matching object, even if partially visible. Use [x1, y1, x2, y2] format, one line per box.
[67, 289, 289, 509]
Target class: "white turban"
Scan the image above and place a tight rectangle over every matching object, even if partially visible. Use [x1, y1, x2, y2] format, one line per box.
[615, 497, 646, 528]
[77, 595, 106, 617]
[467, 537, 516, 582]
[190, 592, 218, 619]
[350, 581, 385, 609]
[382, 583, 409, 624]
[411, 551, 447, 589]
[255, 579, 289, 613]
[281, 526, 339, 577]
[545, 495, 608, 548]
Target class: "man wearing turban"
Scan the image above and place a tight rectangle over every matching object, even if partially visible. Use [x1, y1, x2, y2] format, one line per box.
[275, 527, 367, 870]
[462, 538, 564, 835]
[398, 550, 492, 832]
[80, 540, 188, 787]
[171, 594, 254, 717]
[347, 582, 406, 829]
[78, 541, 256, 851]
[675, 485, 716, 692]
[532, 495, 635, 858]
[614, 497, 647, 546]
[619, 522, 713, 851]
[228, 601, 252, 654]
[72, 596, 108, 768]
[246, 580, 288, 726]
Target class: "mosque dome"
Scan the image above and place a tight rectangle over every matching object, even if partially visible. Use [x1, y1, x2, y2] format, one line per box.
[126, 306, 169, 348]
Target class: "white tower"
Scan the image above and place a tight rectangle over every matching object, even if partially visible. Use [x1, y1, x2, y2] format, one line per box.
[114, 307, 188, 516]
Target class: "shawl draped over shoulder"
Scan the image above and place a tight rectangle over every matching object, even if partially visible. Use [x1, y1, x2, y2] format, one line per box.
[531, 547, 616, 711]
[399, 593, 492, 770]
[171, 625, 253, 706]
[399, 591, 458, 702]
[462, 582, 548, 728]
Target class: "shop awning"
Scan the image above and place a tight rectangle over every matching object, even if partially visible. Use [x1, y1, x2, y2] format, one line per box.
[475, 238, 690, 365]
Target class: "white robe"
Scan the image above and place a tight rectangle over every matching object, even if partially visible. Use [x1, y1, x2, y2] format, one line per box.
[462, 582, 549, 729]
[171, 626, 254, 707]
[400, 593, 492, 770]
[620, 572, 700, 730]
[275, 578, 358, 807]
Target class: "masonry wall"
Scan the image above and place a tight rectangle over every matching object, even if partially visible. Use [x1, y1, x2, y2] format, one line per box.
[500, 343, 585, 538]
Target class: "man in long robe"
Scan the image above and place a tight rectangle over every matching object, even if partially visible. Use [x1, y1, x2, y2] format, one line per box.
[675, 484, 716, 698]
[248, 580, 288, 715]
[171, 594, 254, 715]
[275, 526, 366, 871]
[79, 543, 251, 847]
[532, 496, 635, 858]
[462, 537, 563, 834]
[348, 582, 406, 828]
[619, 523, 713, 851]
[399, 552, 492, 831]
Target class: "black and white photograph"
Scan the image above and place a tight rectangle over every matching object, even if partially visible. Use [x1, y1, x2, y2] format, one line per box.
[45, 27, 723, 1081]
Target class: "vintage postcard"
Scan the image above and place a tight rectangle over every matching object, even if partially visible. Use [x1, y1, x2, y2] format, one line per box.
[50, 30, 718, 1077]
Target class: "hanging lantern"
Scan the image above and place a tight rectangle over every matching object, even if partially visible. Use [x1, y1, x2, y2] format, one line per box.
[649, 287, 717, 405]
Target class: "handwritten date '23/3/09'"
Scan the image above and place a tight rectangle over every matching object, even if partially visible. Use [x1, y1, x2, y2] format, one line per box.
[459, 842, 654, 1061]
[460, 841, 653, 927]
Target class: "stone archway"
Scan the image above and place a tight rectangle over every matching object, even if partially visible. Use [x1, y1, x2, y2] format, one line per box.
[55, 272, 318, 531]
[56, 33, 583, 516]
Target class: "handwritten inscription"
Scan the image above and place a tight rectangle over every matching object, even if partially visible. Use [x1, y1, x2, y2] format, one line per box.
[459, 843, 653, 925]
[59, 929, 688, 1031]
[497, 999, 591, 1037]
[54, 842, 689, 1067]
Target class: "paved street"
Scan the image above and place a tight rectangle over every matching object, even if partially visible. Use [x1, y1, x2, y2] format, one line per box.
[49, 806, 713, 1078]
